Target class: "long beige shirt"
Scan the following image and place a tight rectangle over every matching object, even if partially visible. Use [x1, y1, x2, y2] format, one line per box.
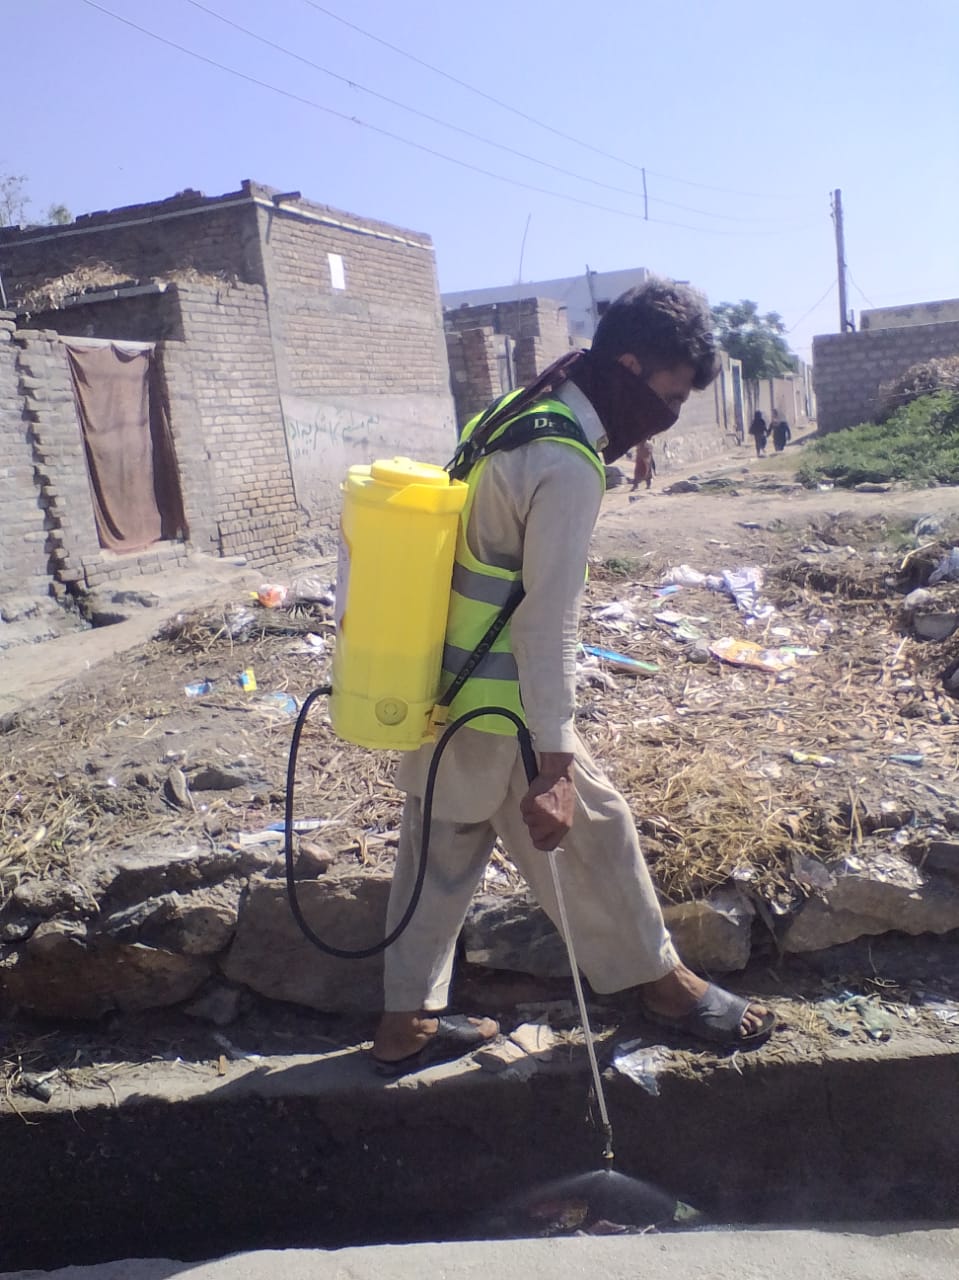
[395, 381, 607, 821]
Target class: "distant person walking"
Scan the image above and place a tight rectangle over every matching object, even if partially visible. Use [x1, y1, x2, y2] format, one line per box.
[631, 440, 656, 491]
[748, 410, 768, 458]
[771, 413, 792, 453]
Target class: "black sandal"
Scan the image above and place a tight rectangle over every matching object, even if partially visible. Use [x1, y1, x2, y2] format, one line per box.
[642, 984, 775, 1048]
[371, 1014, 499, 1079]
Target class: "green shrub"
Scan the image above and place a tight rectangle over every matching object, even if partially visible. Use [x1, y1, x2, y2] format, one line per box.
[798, 391, 959, 488]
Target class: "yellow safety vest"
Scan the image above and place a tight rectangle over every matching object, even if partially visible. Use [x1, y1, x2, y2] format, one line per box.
[439, 393, 606, 736]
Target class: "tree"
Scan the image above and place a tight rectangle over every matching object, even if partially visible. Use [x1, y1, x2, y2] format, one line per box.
[0, 173, 29, 227]
[0, 173, 71, 227]
[712, 299, 797, 381]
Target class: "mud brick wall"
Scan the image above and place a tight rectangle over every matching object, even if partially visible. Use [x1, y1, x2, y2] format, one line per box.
[813, 320, 959, 432]
[174, 283, 298, 565]
[23, 288, 184, 344]
[444, 298, 572, 429]
[0, 313, 51, 606]
[0, 190, 264, 304]
[10, 330, 103, 596]
[445, 326, 503, 428]
[257, 199, 455, 520]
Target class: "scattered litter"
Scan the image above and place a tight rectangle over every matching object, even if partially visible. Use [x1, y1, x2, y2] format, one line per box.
[889, 753, 924, 767]
[653, 584, 682, 598]
[661, 565, 707, 587]
[184, 679, 215, 697]
[255, 691, 299, 718]
[737, 521, 762, 530]
[266, 818, 334, 833]
[593, 601, 638, 623]
[923, 1000, 959, 1025]
[710, 637, 795, 673]
[255, 584, 289, 608]
[225, 606, 256, 639]
[576, 659, 617, 692]
[235, 829, 285, 846]
[236, 668, 257, 692]
[292, 576, 335, 606]
[15, 1070, 57, 1103]
[656, 613, 705, 642]
[928, 548, 959, 586]
[581, 646, 659, 676]
[789, 750, 837, 767]
[612, 1038, 670, 1095]
[913, 515, 942, 537]
[718, 567, 773, 620]
[819, 993, 897, 1041]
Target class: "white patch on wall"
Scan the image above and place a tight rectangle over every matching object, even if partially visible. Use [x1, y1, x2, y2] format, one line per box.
[328, 253, 346, 291]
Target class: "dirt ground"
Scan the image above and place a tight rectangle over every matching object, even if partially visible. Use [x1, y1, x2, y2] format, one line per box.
[2, 441, 959, 1082]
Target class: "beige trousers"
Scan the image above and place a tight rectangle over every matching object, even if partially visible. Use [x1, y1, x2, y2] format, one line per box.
[384, 739, 680, 1011]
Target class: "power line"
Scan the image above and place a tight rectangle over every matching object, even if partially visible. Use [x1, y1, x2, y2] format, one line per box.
[79, 0, 799, 238]
[186, 0, 792, 226]
[300, 0, 800, 202]
[787, 280, 837, 334]
[847, 270, 876, 310]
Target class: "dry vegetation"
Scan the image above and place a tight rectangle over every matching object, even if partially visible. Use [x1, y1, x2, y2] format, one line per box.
[1, 518, 958, 920]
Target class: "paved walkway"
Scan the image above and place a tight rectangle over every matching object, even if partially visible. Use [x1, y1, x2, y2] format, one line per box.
[3, 1227, 958, 1280]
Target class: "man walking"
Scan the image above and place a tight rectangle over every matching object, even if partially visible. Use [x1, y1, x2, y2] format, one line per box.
[372, 280, 774, 1075]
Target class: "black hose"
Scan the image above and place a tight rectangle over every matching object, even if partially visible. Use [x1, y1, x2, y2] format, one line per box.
[285, 693, 538, 959]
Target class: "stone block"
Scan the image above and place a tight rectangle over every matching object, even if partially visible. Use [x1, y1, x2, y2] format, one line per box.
[782, 851, 959, 952]
[221, 872, 389, 1012]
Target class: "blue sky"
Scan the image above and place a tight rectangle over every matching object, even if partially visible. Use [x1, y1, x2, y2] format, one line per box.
[5, 0, 958, 362]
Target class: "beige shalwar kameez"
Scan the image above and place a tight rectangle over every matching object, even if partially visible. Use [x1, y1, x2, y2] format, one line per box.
[385, 382, 679, 1011]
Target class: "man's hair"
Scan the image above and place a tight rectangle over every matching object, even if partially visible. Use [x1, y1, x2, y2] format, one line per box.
[590, 278, 721, 390]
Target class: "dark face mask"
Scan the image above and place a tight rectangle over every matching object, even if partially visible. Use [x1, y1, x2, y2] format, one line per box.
[568, 354, 679, 464]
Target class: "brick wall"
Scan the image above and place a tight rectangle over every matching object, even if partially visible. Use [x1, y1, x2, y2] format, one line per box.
[0, 313, 50, 608]
[813, 321, 959, 432]
[256, 199, 455, 520]
[11, 329, 106, 596]
[0, 189, 264, 304]
[1, 181, 459, 537]
[23, 288, 184, 343]
[443, 298, 572, 430]
[174, 283, 298, 565]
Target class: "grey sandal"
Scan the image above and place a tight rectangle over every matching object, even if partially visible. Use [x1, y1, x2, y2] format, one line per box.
[642, 983, 775, 1047]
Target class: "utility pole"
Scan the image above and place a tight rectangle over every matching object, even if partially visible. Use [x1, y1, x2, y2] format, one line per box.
[585, 264, 599, 333]
[831, 189, 850, 332]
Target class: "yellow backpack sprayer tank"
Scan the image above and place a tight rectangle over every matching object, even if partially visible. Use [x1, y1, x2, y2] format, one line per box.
[330, 457, 468, 752]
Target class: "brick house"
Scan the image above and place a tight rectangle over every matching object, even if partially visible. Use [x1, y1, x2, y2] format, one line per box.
[0, 181, 455, 605]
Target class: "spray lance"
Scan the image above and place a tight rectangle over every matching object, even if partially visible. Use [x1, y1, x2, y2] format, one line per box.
[283, 453, 616, 1174]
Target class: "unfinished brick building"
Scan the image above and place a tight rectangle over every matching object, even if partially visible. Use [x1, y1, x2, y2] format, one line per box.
[0, 181, 454, 608]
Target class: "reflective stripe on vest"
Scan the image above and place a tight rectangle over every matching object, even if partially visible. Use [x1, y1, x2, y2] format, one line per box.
[441, 395, 606, 736]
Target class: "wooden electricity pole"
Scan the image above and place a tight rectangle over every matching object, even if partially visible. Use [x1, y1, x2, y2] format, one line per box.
[831, 189, 851, 332]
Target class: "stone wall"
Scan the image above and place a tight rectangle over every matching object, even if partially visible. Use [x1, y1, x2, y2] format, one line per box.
[813, 320, 959, 432]
[255, 199, 455, 521]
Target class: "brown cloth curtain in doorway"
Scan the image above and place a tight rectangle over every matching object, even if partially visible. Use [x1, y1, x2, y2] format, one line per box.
[66, 343, 186, 553]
